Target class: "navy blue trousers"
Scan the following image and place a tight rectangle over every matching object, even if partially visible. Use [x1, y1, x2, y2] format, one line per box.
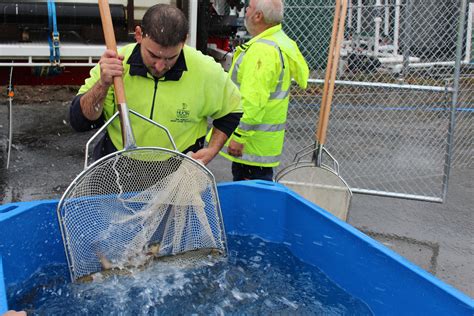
[231, 162, 273, 181]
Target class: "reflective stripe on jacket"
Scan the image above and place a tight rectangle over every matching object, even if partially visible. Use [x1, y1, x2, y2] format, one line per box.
[220, 24, 309, 167]
[78, 44, 241, 152]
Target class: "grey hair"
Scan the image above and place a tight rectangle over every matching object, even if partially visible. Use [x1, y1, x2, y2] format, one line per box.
[255, 0, 284, 24]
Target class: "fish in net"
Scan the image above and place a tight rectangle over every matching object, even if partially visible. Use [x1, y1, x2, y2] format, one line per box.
[58, 149, 226, 282]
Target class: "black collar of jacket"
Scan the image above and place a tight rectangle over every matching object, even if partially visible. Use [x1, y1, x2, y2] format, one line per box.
[239, 43, 250, 52]
[127, 43, 187, 81]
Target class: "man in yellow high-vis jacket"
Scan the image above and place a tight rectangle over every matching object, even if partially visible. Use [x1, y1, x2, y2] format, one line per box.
[70, 4, 242, 166]
[220, 0, 309, 181]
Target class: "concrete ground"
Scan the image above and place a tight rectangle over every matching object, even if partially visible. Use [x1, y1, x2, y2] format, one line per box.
[0, 95, 473, 298]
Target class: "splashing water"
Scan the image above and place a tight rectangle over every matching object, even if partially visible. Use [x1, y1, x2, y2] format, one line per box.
[8, 235, 373, 315]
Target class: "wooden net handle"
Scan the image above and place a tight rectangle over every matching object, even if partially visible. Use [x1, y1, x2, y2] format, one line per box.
[316, 0, 348, 145]
[98, 0, 126, 105]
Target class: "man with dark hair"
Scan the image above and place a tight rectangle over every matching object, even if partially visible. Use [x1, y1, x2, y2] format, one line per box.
[140, 4, 188, 46]
[70, 4, 242, 165]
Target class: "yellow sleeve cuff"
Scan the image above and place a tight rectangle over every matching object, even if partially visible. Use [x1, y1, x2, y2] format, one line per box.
[232, 131, 246, 144]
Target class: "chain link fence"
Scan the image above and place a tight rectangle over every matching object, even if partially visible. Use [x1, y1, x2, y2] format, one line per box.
[281, 0, 472, 201]
[454, 74, 473, 169]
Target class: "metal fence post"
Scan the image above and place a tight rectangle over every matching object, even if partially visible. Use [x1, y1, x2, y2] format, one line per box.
[442, 0, 468, 201]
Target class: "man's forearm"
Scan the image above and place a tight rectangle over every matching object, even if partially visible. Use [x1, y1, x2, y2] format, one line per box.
[190, 128, 228, 165]
[207, 128, 229, 153]
[80, 81, 110, 121]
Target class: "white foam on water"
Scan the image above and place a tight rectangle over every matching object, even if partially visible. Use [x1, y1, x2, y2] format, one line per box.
[9, 235, 374, 315]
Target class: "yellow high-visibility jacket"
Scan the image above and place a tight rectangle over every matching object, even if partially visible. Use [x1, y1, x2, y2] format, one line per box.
[220, 24, 309, 167]
[78, 43, 241, 152]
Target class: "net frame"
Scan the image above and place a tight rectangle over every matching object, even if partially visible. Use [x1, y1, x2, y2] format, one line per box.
[275, 145, 352, 221]
[57, 147, 227, 282]
[277, 166, 352, 221]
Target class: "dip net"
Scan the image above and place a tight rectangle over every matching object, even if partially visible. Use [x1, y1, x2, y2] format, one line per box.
[57, 148, 226, 282]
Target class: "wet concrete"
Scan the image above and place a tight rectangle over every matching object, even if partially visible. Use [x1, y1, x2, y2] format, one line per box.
[0, 98, 93, 202]
[349, 168, 474, 297]
[0, 92, 473, 298]
[361, 229, 440, 275]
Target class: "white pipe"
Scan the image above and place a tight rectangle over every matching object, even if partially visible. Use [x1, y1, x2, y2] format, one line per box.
[306, 78, 453, 92]
[465, 3, 473, 63]
[407, 61, 469, 68]
[187, 0, 198, 48]
[239, 6, 245, 18]
[374, 17, 381, 55]
[378, 55, 420, 63]
[347, 0, 352, 30]
[384, 0, 390, 36]
[357, 0, 362, 35]
[6, 66, 13, 170]
[351, 188, 443, 203]
[7, 95, 12, 169]
[374, 0, 382, 55]
[394, 0, 400, 55]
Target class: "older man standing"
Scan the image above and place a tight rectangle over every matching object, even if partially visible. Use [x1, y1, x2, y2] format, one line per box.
[220, 0, 309, 181]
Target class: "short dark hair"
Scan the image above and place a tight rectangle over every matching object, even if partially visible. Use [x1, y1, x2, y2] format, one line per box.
[141, 4, 188, 47]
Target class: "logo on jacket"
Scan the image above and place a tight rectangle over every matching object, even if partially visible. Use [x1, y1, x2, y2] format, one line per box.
[172, 103, 191, 123]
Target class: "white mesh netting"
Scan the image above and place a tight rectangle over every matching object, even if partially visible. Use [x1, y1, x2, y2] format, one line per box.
[277, 165, 352, 221]
[57, 149, 226, 281]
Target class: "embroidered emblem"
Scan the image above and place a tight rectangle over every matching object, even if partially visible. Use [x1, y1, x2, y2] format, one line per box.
[171, 103, 191, 123]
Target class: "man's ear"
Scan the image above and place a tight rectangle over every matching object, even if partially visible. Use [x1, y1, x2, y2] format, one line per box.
[254, 10, 264, 23]
[184, 33, 190, 46]
[134, 26, 143, 43]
